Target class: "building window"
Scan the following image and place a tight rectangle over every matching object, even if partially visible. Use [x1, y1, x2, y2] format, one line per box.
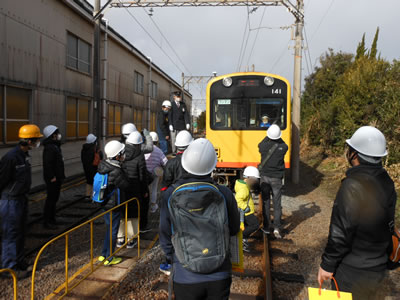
[134, 71, 144, 94]
[67, 33, 91, 74]
[66, 98, 90, 139]
[0, 86, 31, 143]
[151, 112, 156, 131]
[108, 104, 122, 136]
[136, 109, 142, 131]
[151, 81, 158, 99]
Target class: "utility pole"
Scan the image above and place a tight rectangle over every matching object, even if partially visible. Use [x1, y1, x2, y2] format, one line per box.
[93, 0, 102, 145]
[291, 0, 304, 184]
[147, 57, 152, 130]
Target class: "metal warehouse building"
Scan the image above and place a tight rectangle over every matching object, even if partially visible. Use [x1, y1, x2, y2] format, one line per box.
[0, 0, 192, 188]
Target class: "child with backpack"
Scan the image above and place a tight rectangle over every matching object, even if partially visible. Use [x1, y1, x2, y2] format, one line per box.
[159, 138, 240, 300]
[94, 140, 129, 266]
[234, 166, 260, 252]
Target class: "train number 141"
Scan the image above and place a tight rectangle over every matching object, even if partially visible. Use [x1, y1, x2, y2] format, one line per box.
[271, 89, 282, 94]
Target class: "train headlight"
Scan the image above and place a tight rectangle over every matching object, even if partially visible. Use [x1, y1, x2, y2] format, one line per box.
[264, 76, 275, 86]
[222, 77, 233, 87]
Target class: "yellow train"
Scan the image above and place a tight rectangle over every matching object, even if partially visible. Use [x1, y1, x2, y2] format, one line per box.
[206, 72, 291, 185]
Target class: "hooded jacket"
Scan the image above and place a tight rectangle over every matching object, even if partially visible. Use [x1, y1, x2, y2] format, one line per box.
[234, 179, 255, 216]
[42, 139, 65, 183]
[321, 164, 397, 273]
[97, 159, 130, 208]
[258, 137, 288, 179]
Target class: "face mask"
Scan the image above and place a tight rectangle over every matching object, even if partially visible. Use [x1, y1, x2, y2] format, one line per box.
[57, 133, 62, 141]
[34, 141, 41, 148]
[175, 97, 181, 102]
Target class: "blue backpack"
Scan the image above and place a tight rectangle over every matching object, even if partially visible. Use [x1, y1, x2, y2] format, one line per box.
[92, 173, 119, 204]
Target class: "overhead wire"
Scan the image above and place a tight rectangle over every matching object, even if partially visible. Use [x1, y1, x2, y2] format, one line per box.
[309, 0, 334, 43]
[238, 5, 253, 71]
[245, 6, 267, 68]
[270, 39, 291, 72]
[236, 7, 251, 72]
[303, 25, 313, 76]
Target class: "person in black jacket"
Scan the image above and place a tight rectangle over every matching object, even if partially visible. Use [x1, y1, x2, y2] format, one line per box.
[97, 140, 130, 266]
[118, 131, 148, 247]
[157, 100, 171, 155]
[0, 124, 42, 278]
[159, 138, 240, 298]
[161, 130, 193, 190]
[168, 91, 190, 153]
[81, 134, 102, 198]
[258, 124, 288, 239]
[318, 126, 397, 300]
[42, 125, 65, 229]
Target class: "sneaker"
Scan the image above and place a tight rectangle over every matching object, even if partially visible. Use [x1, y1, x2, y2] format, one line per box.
[98, 256, 106, 262]
[273, 228, 282, 239]
[127, 240, 137, 249]
[243, 243, 250, 253]
[104, 257, 122, 266]
[243, 239, 249, 247]
[261, 227, 270, 235]
[159, 262, 172, 275]
[150, 203, 159, 213]
[116, 241, 124, 248]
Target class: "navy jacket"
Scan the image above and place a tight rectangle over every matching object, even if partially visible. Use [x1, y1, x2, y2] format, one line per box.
[42, 139, 65, 183]
[160, 175, 240, 284]
[0, 146, 31, 199]
[168, 101, 190, 131]
[157, 110, 170, 139]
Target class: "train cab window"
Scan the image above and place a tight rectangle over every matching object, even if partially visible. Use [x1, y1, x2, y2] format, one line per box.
[212, 98, 285, 130]
[4, 86, 30, 143]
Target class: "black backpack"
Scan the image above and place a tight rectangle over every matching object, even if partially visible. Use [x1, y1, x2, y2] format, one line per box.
[168, 182, 230, 274]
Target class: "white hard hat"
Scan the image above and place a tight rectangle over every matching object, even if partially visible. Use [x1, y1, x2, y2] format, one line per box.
[346, 126, 387, 158]
[86, 133, 97, 144]
[104, 140, 125, 159]
[43, 125, 58, 139]
[243, 166, 260, 179]
[121, 123, 137, 135]
[149, 131, 159, 142]
[162, 100, 172, 108]
[181, 138, 217, 176]
[126, 131, 143, 145]
[175, 130, 193, 147]
[267, 124, 281, 140]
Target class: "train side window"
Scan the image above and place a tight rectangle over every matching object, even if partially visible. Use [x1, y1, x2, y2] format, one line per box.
[5, 86, 30, 143]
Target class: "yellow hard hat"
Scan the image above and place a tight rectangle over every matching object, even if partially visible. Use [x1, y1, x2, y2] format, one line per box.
[18, 124, 43, 139]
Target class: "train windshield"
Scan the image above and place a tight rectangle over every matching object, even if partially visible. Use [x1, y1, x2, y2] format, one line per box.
[211, 98, 285, 130]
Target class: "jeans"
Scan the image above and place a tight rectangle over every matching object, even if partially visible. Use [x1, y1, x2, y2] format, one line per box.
[174, 277, 232, 300]
[102, 210, 121, 258]
[260, 176, 283, 229]
[333, 263, 386, 300]
[159, 139, 168, 155]
[44, 181, 62, 224]
[0, 197, 28, 269]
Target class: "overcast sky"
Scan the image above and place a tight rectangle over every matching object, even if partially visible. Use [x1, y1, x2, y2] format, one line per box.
[89, 0, 400, 113]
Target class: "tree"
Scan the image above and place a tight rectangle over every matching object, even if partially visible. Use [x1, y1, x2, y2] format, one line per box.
[197, 111, 206, 131]
[369, 27, 379, 59]
[355, 33, 366, 60]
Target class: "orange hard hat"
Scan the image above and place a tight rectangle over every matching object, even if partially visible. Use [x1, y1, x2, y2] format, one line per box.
[18, 124, 43, 139]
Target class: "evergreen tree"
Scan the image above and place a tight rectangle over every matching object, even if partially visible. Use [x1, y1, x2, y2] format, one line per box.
[355, 33, 366, 60]
[369, 27, 379, 59]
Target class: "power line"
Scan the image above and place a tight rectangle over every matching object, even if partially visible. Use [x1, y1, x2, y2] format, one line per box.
[303, 25, 313, 75]
[310, 0, 334, 42]
[236, 7, 251, 71]
[238, 5, 253, 71]
[246, 6, 267, 67]
[270, 39, 291, 72]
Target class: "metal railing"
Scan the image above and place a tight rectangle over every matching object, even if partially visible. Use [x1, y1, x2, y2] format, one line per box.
[0, 268, 18, 300]
[31, 197, 140, 299]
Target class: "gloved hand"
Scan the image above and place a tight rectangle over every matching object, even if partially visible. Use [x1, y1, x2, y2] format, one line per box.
[240, 222, 245, 231]
[186, 124, 190, 130]
[169, 125, 174, 132]
[143, 128, 149, 135]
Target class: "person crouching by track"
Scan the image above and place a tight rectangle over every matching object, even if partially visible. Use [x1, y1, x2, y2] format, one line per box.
[318, 126, 396, 300]
[235, 166, 260, 252]
[118, 131, 149, 249]
[258, 124, 288, 239]
[97, 141, 129, 266]
[0, 124, 42, 279]
[145, 132, 168, 213]
[42, 125, 65, 229]
[160, 138, 240, 300]
[81, 134, 103, 198]
[161, 130, 193, 190]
